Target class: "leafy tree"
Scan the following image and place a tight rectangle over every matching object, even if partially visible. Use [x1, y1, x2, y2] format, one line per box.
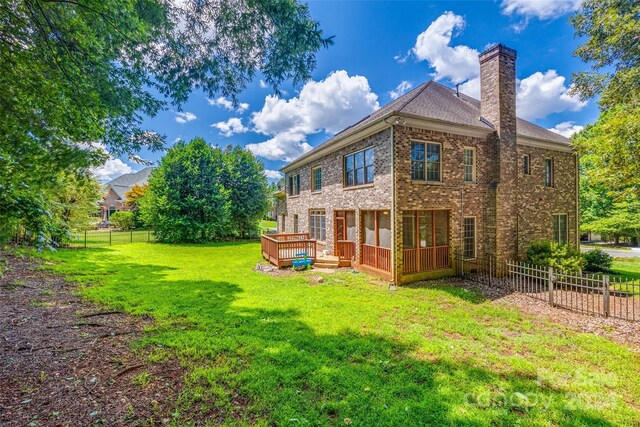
[1, 0, 332, 242]
[581, 198, 640, 245]
[124, 184, 149, 210]
[110, 211, 136, 230]
[222, 146, 269, 237]
[140, 138, 230, 242]
[571, 0, 640, 194]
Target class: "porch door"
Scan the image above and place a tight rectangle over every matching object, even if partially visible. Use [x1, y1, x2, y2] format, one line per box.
[335, 210, 356, 260]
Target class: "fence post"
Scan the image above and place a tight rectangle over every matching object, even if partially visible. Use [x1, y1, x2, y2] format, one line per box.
[84, 230, 87, 249]
[548, 267, 554, 307]
[603, 275, 610, 317]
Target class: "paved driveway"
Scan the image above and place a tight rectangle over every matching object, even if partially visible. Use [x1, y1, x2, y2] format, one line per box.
[581, 246, 640, 258]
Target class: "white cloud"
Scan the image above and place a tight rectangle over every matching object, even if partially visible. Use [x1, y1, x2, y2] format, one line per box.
[174, 111, 197, 124]
[246, 132, 312, 162]
[237, 102, 249, 114]
[264, 169, 283, 180]
[548, 121, 584, 138]
[501, 0, 582, 20]
[212, 117, 248, 137]
[458, 77, 481, 99]
[248, 70, 379, 161]
[389, 80, 413, 100]
[516, 70, 587, 120]
[412, 11, 480, 84]
[208, 96, 249, 113]
[259, 79, 268, 89]
[93, 158, 133, 182]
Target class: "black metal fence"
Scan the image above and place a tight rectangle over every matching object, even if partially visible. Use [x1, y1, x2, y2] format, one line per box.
[453, 252, 639, 322]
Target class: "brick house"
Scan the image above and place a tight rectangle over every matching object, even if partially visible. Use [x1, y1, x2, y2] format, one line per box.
[277, 44, 578, 284]
[100, 167, 154, 221]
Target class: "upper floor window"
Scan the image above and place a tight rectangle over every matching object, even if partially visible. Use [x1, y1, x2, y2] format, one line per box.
[411, 141, 441, 182]
[344, 147, 374, 187]
[289, 174, 300, 196]
[523, 155, 531, 175]
[552, 214, 568, 244]
[463, 147, 476, 183]
[545, 159, 554, 187]
[293, 214, 299, 233]
[311, 167, 322, 192]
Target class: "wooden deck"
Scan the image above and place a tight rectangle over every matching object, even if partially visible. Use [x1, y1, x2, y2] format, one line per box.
[261, 233, 317, 268]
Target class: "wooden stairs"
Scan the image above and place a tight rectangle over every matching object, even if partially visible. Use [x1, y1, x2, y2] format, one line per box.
[313, 255, 341, 269]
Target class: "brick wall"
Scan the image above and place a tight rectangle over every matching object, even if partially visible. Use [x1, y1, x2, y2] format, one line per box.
[284, 128, 393, 260]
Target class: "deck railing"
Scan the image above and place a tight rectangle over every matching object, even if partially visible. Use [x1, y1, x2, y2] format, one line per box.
[402, 245, 450, 274]
[361, 244, 392, 272]
[336, 240, 356, 262]
[261, 233, 317, 268]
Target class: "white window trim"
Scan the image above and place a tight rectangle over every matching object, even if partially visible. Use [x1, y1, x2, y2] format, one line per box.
[463, 146, 477, 183]
[463, 216, 477, 260]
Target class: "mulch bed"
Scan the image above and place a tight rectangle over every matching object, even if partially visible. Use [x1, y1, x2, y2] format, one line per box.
[0, 252, 184, 426]
[446, 277, 640, 352]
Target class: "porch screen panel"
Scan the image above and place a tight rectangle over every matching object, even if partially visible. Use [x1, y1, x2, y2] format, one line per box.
[402, 213, 416, 248]
[346, 211, 356, 241]
[419, 211, 433, 247]
[363, 211, 376, 245]
[378, 211, 391, 248]
[434, 210, 448, 246]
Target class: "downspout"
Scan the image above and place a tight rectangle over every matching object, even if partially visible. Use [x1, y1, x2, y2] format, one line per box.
[389, 122, 397, 285]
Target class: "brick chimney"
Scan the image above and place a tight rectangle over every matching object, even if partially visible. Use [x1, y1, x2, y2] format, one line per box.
[479, 43, 519, 261]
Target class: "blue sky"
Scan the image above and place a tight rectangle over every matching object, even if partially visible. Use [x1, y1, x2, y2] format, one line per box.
[96, 0, 597, 182]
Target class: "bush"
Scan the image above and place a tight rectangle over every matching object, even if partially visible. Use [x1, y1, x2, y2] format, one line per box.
[525, 240, 586, 272]
[583, 249, 613, 272]
[109, 211, 136, 230]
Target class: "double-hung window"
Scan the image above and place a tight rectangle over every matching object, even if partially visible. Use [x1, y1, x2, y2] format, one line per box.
[309, 210, 326, 241]
[523, 155, 531, 175]
[344, 148, 374, 187]
[545, 159, 554, 188]
[463, 147, 476, 183]
[411, 142, 441, 182]
[552, 214, 568, 244]
[463, 217, 476, 259]
[311, 167, 322, 192]
[289, 174, 300, 196]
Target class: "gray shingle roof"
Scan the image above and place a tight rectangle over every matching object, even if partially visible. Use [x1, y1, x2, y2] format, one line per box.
[285, 80, 569, 169]
[105, 167, 155, 200]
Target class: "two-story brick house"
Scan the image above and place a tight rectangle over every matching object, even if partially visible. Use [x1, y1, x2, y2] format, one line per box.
[278, 44, 578, 284]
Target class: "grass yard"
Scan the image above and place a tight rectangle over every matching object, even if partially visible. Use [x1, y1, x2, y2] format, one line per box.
[611, 257, 640, 280]
[40, 243, 640, 426]
[259, 220, 277, 233]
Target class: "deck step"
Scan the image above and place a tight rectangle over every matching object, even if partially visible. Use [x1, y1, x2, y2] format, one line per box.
[314, 256, 340, 269]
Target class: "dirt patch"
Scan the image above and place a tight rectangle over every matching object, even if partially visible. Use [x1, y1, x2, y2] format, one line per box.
[451, 277, 640, 352]
[0, 252, 184, 426]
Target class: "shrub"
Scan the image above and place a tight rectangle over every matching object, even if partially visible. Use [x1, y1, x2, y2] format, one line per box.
[525, 240, 586, 272]
[583, 249, 613, 272]
[110, 211, 136, 230]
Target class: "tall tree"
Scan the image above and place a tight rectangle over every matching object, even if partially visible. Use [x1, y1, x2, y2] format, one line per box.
[570, 0, 640, 194]
[0, 0, 332, 242]
[140, 138, 230, 243]
[222, 145, 269, 237]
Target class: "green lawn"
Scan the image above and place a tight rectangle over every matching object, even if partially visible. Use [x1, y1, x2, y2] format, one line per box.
[259, 220, 277, 233]
[611, 257, 640, 280]
[40, 243, 640, 426]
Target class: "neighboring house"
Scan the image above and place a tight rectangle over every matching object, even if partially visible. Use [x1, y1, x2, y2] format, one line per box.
[279, 44, 578, 284]
[100, 167, 154, 221]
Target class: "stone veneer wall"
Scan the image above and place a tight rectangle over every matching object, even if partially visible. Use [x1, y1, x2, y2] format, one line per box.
[515, 145, 578, 256]
[283, 128, 393, 262]
[393, 125, 498, 283]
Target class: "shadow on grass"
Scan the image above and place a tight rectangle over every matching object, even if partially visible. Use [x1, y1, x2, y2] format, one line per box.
[50, 249, 622, 426]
